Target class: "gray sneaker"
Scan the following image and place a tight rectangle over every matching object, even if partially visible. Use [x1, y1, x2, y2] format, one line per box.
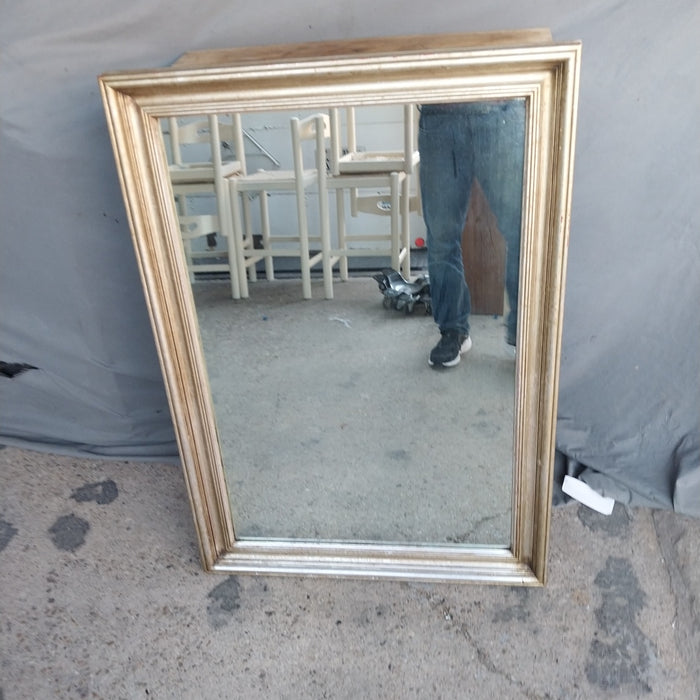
[428, 330, 472, 368]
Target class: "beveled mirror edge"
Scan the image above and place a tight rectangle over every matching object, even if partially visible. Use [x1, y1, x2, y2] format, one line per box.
[98, 32, 581, 585]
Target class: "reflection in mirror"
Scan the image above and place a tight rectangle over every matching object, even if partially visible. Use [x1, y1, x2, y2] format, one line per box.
[160, 101, 524, 546]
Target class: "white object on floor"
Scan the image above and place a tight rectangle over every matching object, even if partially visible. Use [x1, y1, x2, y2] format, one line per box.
[562, 475, 615, 515]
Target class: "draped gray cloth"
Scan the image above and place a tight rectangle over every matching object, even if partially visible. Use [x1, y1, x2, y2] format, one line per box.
[1, 1, 698, 514]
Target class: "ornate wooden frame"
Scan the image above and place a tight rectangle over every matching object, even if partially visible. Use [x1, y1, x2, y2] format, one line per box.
[99, 30, 580, 584]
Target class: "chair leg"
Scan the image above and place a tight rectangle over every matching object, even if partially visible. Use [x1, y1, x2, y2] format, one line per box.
[226, 241, 241, 300]
[223, 224, 241, 300]
[295, 187, 313, 300]
[182, 238, 196, 283]
[216, 177, 241, 300]
[400, 172, 411, 279]
[390, 172, 401, 272]
[350, 187, 359, 218]
[229, 183, 250, 298]
[258, 191, 275, 281]
[240, 194, 257, 283]
[318, 178, 334, 301]
[174, 193, 197, 283]
[336, 189, 349, 281]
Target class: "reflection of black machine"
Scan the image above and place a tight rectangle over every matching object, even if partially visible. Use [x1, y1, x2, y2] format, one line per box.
[372, 268, 432, 315]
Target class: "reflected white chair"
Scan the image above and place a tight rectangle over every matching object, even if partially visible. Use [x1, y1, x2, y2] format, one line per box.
[166, 115, 242, 187]
[165, 115, 243, 297]
[330, 104, 420, 176]
[227, 113, 335, 300]
[327, 105, 420, 279]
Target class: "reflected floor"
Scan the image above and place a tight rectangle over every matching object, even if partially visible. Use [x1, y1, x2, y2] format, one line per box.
[193, 276, 515, 547]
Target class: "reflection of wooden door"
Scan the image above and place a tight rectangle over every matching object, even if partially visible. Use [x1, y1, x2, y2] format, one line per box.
[462, 178, 505, 315]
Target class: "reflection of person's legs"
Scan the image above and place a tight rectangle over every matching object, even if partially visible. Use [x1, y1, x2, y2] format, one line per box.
[472, 100, 526, 346]
[418, 106, 474, 339]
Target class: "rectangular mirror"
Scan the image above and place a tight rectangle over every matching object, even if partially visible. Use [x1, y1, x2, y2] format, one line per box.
[99, 30, 580, 584]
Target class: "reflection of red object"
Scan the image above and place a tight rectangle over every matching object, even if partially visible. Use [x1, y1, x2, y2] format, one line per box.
[414, 237, 425, 248]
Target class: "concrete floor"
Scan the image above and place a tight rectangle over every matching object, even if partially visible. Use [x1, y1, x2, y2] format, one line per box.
[193, 277, 514, 545]
[1, 442, 700, 699]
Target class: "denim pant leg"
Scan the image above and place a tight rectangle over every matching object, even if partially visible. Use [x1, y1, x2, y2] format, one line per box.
[418, 109, 474, 337]
[471, 100, 526, 344]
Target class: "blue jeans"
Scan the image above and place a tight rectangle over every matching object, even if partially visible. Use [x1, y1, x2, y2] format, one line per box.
[418, 100, 526, 343]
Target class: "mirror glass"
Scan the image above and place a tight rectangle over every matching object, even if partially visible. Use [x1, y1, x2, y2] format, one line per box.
[162, 102, 524, 545]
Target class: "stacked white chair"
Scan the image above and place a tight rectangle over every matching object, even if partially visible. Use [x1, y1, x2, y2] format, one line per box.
[226, 113, 335, 300]
[326, 104, 421, 281]
[165, 115, 243, 298]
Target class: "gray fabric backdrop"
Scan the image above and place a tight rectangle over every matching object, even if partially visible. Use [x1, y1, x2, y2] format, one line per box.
[1, 1, 698, 514]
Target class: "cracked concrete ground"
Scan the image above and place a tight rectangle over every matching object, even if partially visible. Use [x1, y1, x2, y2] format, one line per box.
[1, 445, 699, 698]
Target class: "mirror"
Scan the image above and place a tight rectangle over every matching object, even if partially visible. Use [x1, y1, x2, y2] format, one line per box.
[99, 30, 580, 584]
[164, 103, 519, 546]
